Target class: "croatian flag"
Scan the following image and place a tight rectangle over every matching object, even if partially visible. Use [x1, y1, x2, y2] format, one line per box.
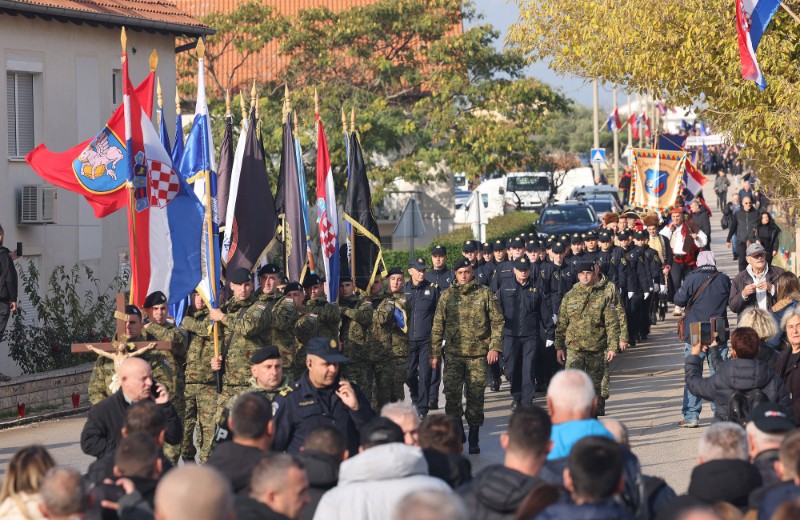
[316, 110, 339, 302]
[684, 157, 708, 196]
[605, 108, 622, 132]
[736, 0, 781, 90]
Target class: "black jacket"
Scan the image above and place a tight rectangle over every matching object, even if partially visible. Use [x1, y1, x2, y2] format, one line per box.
[728, 265, 785, 315]
[673, 266, 731, 343]
[423, 449, 472, 489]
[80, 391, 182, 458]
[0, 245, 17, 302]
[296, 450, 340, 520]
[495, 277, 554, 339]
[727, 208, 760, 244]
[774, 348, 800, 425]
[690, 207, 711, 245]
[206, 441, 267, 495]
[457, 464, 542, 520]
[234, 496, 290, 520]
[621, 245, 651, 295]
[540, 262, 576, 314]
[403, 279, 439, 341]
[685, 349, 793, 422]
[755, 222, 781, 255]
[425, 268, 452, 290]
[85, 449, 172, 487]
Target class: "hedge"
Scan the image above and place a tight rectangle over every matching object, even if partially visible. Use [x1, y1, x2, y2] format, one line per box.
[382, 211, 538, 270]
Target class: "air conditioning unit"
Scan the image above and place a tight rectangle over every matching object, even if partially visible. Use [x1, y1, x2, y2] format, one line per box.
[18, 185, 56, 224]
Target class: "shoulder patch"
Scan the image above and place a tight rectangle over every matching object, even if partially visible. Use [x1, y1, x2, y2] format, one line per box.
[279, 387, 294, 397]
[256, 304, 266, 310]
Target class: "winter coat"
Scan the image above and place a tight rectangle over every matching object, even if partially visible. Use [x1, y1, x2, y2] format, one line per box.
[0, 245, 17, 302]
[206, 442, 267, 495]
[234, 496, 290, 520]
[690, 207, 711, 246]
[685, 349, 793, 422]
[754, 222, 781, 257]
[774, 348, 800, 425]
[673, 266, 731, 344]
[312, 443, 451, 520]
[423, 449, 472, 489]
[458, 464, 542, 520]
[0, 492, 46, 520]
[727, 208, 760, 245]
[296, 450, 340, 520]
[728, 265, 785, 315]
[536, 500, 635, 520]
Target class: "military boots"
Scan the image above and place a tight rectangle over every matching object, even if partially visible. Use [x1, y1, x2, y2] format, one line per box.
[468, 426, 480, 454]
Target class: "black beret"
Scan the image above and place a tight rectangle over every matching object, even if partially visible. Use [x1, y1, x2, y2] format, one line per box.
[143, 291, 167, 308]
[339, 274, 353, 284]
[576, 261, 595, 273]
[408, 257, 427, 270]
[302, 273, 322, 288]
[250, 346, 281, 364]
[508, 237, 524, 248]
[453, 257, 472, 270]
[514, 257, 531, 270]
[431, 245, 447, 256]
[229, 268, 252, 285]
[552, 242, 566, 254]
[283, 281, 304, 294]
[462, 240, 477, 253]
[387, 267, 404, 277]
[257, 263, 281, 277]
[125, 305, 142, 318]
[280, 275, 290, 285]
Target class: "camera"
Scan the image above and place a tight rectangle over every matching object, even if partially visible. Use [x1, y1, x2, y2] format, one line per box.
[689, 318, 729, 346]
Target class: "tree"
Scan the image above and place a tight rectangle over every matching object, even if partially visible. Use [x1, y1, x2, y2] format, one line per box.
[509, 0, 800, 199]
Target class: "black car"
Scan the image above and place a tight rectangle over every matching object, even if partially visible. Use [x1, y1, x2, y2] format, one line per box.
[535, 201, 601, 238]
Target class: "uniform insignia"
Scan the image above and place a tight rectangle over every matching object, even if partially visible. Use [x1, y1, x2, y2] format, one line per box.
[272, 401, 279, 415]
[163, 359, 170, 367]
[298, 400, 316, 407]
[279, 387, 295, 396]
[424, 290, 430, 295]
[256, 304, 266, 310]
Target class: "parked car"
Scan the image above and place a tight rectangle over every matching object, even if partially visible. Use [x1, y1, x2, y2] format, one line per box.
[569, 184, 622, 207]
[535, 201, 601, 238]
[582, 195, 622, 216]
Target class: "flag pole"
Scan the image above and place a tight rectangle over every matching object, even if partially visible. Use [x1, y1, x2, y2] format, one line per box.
[781, 3, 800, 24]
[282, 86, 291, 273]
[122, 27, 138, 306]
[346, 107, 357, 289]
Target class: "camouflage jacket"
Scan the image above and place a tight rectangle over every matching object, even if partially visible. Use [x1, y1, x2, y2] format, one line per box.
[371, 291, 409, 359]
[339, 294, 373, 364]
[258, 291, 283, 312]
[220, 295, 270, 387]
[555, 276, 621, 354]
[87, 332, 176, 405]
[181, 308, 215, 384]
[606, 277, 629, 344]
[144, 321, 187, 371]
[301, 296, 342, 342]
[215, 374, 293, 444]
[431, 279, 503, 358]
[268, 296, 301, 365]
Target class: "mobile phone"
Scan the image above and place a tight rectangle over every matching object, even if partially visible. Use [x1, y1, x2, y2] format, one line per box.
[16, 242, 22, 257]
[712, 317, 728, 343]
[700, 322, 713, 345]
[689, 322, 702, 346]
[150, 381, 160, 399]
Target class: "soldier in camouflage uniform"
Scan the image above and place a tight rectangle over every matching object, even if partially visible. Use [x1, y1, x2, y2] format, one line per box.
[213, 345, 291, 446]
[208, 268, 270, 425]
[555, 261, 621, 417]
[371, 268, 409, 409]
[338, 275, 374, 399]
[257, 264, 283, 311]
[268, 282, 304, 379]
[301, 273, 341, 342]
[87, 305, 175, 405]
[431, 257, 504, 454]
[180, 292, 217, 463]
[594, 264, 629, 407]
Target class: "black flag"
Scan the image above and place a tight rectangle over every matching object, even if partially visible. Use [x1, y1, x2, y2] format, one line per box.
[216, 114, 233, 232]
[279, 111, 306, 282]
[343, 133, 385, 292]
[225, 110, 277, 276]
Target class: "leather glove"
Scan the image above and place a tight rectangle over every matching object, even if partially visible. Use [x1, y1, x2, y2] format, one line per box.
[546, 340, 554, 348]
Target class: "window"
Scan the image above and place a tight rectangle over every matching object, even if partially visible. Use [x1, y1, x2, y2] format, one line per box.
[6, 71, 34, 158]
[112, 69, 122, 108]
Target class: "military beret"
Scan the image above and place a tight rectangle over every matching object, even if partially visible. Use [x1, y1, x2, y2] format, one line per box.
[257, 263, 281, 277]
[576, 261, 595, 273]
[302, 273, 322, 288]
[571, 232, 584, 243]
[125, 305, 142, 318]
[387, 267, 404, 277]
[494, 239, 506, 249]
[431, 245, 447, 256]
[462, 240, 477, 253]
[514, 257, 531, 270]
[634, 230, 649, 240]
[229, 267, 252, 285]
[584, 231, 598, 240]
[280, 275, 289, 285]
[408, 257, 428, 270]
[283, 281, 304, 294]
[143, 291, 167, 308]
[306, 337, 348, 363]
[482, 242, 494, 253]
[508, 237, 524, 249]
[552, 242, 566, 254]
[250, 345, 281, 364]
[453, 257, 472, 271]
[339, 274, 353, 284]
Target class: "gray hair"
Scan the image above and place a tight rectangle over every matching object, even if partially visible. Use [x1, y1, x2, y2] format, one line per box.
[40, 467, 88, 517]
[250, 453, 305, 497]
[698, 422, 747, 462]
[547, 369, 595, 416]
[381, 401, 420, 425]
[781, 307, 800, 332]
[738, 307, 779, 341]
[745, 420, 787, 449]
[393, 490, 466, 520]
[599, 417, 629, 447]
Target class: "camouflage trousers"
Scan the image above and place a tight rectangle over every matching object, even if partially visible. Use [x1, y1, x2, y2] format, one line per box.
[343, 361, 374, 409]
[292, 348, 307, 381]
[215, 384, 249, 426]
[566, 349, 607, 415]
[182, 382, 218, 463]
[444, 354, 488, 427]
[374, 357, 407, 411]
[163, 374, 185, 465]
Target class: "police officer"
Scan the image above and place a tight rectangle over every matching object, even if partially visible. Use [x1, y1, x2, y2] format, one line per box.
[538, 241, 576, 389]
[271, 337, 376, 455]
[491, 239, 508, 264]
[619, 230, 651, 346]
[474, 242, 495, 286]
[462, 240, 479, 267]
[583, 231, 600, 264]
[431, 258, 503, 454]
[495, 256, 554, 409]
[490, 236, 526, 292]
[566, 232, 586, 270]
[404, 257, 439, 418]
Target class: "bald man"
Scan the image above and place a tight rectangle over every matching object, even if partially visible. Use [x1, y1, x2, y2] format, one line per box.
[81, 358, 182, 459]
[155, 466, 234, 520]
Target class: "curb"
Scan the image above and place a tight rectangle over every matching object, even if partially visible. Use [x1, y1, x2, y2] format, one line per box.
[0, 405, 89, 430]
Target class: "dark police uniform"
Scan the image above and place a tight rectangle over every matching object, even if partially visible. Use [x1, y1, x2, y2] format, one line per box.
[404, 259, 440, 417]
[425, 245, 451, 409]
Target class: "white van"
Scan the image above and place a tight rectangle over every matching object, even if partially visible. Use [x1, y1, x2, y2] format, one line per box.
[502, 172, 552, 213]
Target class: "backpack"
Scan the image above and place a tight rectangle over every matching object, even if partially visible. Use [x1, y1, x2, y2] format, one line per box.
[720, 213, 730, 230]
[727, 388, 771, 425]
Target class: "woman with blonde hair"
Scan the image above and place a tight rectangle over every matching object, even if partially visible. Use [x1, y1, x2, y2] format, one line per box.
[0, 445, 55, 520]
[767, 272, 800, 349]
[737, 307, 779, 372]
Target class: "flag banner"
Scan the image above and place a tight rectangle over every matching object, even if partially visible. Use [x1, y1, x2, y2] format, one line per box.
[657, 134, 687, 151]
[737, 0, 781, 89]
[605, 108, 622, 132]
[684, 157, 708, 196]
[26, 74, 155, 218]
[172, 110, 185, 166]
[223, 110, 277, 276]
[293, 132, 314, 279]
[217, 115, 234, 231]
[316, 112, 339, 302]
[631, 148, 687, 211]
[343, 132, 386, 292]
[281, 111, 307, 282]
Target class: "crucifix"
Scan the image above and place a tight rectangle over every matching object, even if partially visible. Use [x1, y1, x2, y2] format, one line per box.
[72, 293, 172, 393]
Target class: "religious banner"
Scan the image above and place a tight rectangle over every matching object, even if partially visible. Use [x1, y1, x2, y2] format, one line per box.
[630, 148, 686, 211]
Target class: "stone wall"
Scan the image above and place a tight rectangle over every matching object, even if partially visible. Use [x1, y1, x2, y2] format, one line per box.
[0, 363, 92, 417]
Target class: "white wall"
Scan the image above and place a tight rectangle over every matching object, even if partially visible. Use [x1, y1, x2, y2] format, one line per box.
[0, 14, 181, 376]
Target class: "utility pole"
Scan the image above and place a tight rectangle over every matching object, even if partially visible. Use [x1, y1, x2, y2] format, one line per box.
[626, 92, 633, 166]
[593, 79, 600, 184]
[612, 86, 619, 187]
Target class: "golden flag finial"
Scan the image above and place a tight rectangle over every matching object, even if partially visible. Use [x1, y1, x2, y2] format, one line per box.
[282, 85, 291, 124]
[157, 78, 163, 109]
[239, 91, 247, 122]
[225, 89, 231, 118]
[314, 87, 319, 116]
[175, 88, 180, 116]
[350, 106, 355, 133]
[341, 107, 347, 134]
[149, 50, 158, 72]
[196, 38, 205, 59]
[250, 80, 257, 111]
[121, 27, 127, 55]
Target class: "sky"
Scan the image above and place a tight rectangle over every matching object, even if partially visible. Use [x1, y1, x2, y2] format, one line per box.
[467, 0, 617, 110]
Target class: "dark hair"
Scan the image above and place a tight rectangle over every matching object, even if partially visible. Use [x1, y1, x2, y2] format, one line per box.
[123, 400, 166, 440]
[567, 436, 625, 502]
[360, 417, 404, 449]
[418, 415, 462, 454]
[115, 431, 159, 478]
[730, 327, 760, 359]
[303, 424, 346, 459]
[512, 484, 562, 520]
[774, 272, 800, 303]
[759, 211, 772, 224]
[231, 393, 272, 440]
[507, 405, 552, 457]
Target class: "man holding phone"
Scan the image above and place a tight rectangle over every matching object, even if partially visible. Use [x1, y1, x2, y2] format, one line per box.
[729, 243, 785, 316]
[0, 223, 18, 343]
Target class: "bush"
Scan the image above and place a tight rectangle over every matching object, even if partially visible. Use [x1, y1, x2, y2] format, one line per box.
[382, 211, 538, 270]
[8, 262, 125, 374]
